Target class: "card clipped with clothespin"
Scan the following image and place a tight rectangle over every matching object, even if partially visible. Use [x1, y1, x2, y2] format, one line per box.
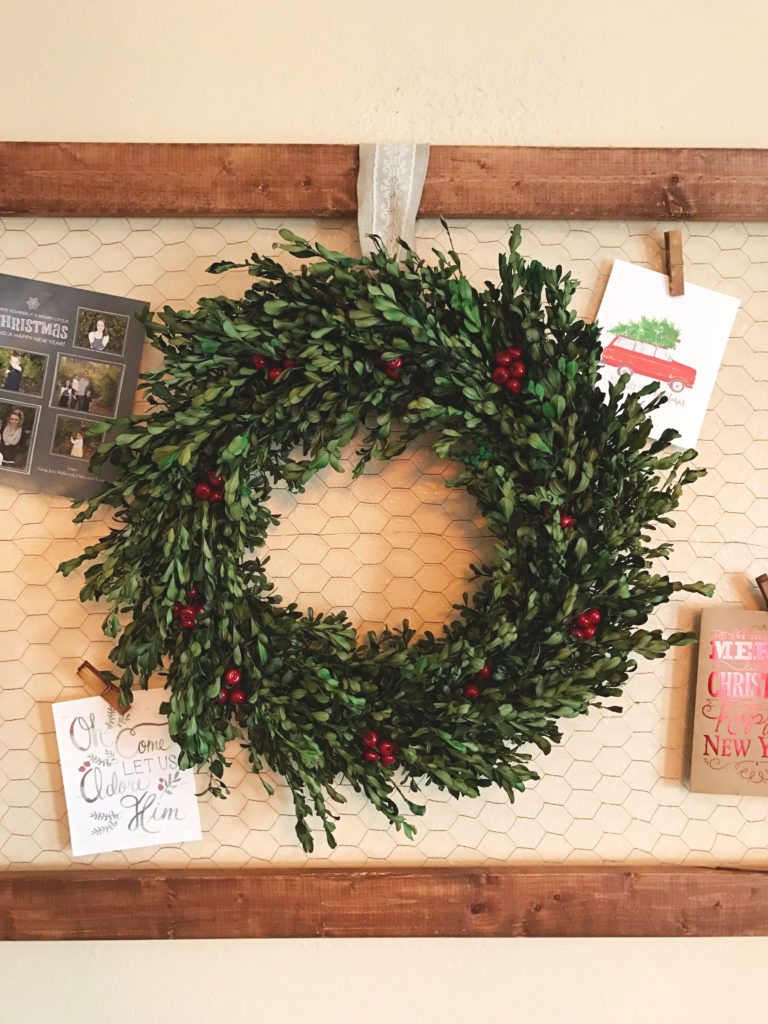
[51, 689, 202, 856]
[596, 254, 739, 449]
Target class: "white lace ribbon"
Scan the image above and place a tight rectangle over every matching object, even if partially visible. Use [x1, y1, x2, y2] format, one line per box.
[357, 143, 430, 256]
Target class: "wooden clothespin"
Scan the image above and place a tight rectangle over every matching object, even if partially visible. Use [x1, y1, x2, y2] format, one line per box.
[77, 660, 127, 714]
[664, 229, 685, 296]
[757, 575, 768, 610]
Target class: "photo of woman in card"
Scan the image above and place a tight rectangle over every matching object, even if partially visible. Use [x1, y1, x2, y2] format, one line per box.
[88, 319, 110, 352]
[0, 407, 29, 467]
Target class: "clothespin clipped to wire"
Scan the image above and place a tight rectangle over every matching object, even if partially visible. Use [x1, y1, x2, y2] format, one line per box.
[757, 575, 768, 610]
[664, 229, 685, 296]
[77, 660, 126, 714]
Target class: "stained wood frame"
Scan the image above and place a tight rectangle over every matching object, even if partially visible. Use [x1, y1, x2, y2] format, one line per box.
[2, 142, 768, 941]
[0, 143, 766, 219]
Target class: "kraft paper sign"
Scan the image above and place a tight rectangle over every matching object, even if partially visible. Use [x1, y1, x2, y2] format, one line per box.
[690, 608, 768, 795]
[53, 690, 202, 856]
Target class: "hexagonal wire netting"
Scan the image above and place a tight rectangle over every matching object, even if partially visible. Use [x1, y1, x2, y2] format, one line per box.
[0, 217, 766, 867]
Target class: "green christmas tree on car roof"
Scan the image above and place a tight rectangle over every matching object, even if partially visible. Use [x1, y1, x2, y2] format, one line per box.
[610, 316, 681, 349]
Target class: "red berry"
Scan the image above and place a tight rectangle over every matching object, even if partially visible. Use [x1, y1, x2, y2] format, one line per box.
[209, 489, 224, 504]
[495, 350, 513, 367]
[505, 377, 523, 394]
[180, 618, 196, 630]
[387, 356, 403, 370]
[570, 628, 584, 641]
[463, 683, 480, 700]
[363, 730, 379, 748]
[582, 625, 597, 640]
[478, 663, 492, 679]
[560, 514, 574, 529]
[194, 482, 212, 501]
[364, 749, 380, 763]
[507, 346, 523, 359]
[378, 740, 395, 757]
[216, 690, 228, 703]
[510, 360, 526, 378]
[172, 602, 183, 618]
[225, 668, 242, 687]
[252, 354, 267, 369]
[179, 606, 195, 621]
[381, 753, 396, 767]
[386, 368, 400, 379]
[84, 761, 90, 767]
[229, 688, 246, 704]
[209, 472, 225, 488]
[492, 367, 510, 384]
[283, 358, 296, 369]
[575, 612, 591, 629]
[187, 585, 199, 600]
[193, 605, 205, 616]
[588, 608, 602, 624]
[268, 367, 282, 382]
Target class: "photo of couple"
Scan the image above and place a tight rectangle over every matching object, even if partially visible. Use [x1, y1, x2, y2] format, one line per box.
[57, 375, 94, 412]
[50, 356, 123, 418]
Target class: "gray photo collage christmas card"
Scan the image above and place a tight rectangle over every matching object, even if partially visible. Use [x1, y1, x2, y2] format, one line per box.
[0, 274, 147, 498]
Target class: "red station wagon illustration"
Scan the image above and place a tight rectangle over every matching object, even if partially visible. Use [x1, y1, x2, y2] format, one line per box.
[601, 334, 697, 392]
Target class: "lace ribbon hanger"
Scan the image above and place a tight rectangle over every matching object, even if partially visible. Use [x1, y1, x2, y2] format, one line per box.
[357, 143, 430, 256]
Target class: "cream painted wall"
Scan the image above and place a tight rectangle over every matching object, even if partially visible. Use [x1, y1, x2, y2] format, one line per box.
[2, 2, 767, 1021]
[2, 0, 767, 146]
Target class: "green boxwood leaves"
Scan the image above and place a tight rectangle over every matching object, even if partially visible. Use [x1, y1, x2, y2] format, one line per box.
[59, 227, 710, 852]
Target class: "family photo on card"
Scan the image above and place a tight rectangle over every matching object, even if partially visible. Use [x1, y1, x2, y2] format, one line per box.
[0, 273, 146, 494]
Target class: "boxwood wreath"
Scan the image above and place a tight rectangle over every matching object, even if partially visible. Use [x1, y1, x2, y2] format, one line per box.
[60, 226, 712, 852]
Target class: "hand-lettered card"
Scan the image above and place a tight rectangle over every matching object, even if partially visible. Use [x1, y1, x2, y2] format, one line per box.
[690, 608, 768, 796]
[52, 689, 202, 856]
[596, 260, 739, 449]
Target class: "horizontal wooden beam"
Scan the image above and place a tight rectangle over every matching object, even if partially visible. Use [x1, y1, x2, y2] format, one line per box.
[4, 867, 768, 940]
[0, 143, 766, 220]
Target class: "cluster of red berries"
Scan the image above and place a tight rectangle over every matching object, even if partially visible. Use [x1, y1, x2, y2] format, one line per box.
[491, 347, 526, 394]
[194, 471, 226, 504]
[569, 608, 602, 641]
[252, 352, 296, 382]
[375, 353, 403, 379]
[463, 661, 492, 700]
[216, 667, 247, 705]
[172, 585, 205, 630]
[363, 730, 398, 766]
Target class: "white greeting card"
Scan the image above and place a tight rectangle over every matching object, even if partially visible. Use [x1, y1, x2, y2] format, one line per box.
[52, 689, 202, 857]
[596, 260, 739, 449]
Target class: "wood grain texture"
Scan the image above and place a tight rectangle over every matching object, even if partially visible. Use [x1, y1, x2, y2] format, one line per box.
[0, 142, 359, 218]
[422, 146, 768, 220]
[3, 867, 768, 940]
[0, 143, 766, 219]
